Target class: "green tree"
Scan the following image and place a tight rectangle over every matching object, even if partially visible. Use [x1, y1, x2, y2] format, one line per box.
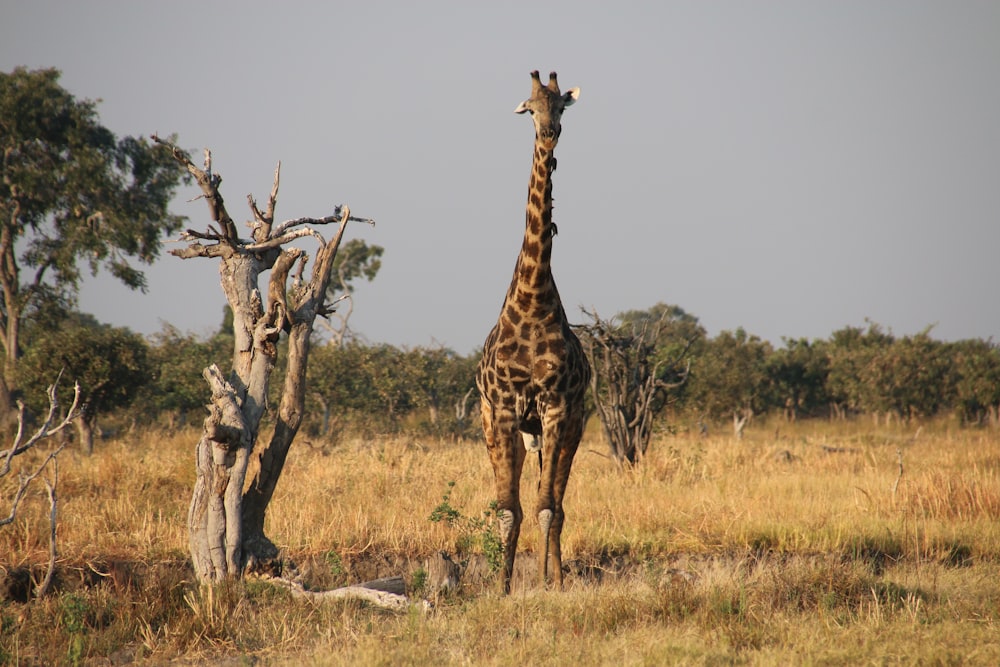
[404, 346, 479, 436]
[361, 344, 416, 421]
[825, 323, 895, 419]
[18, 321, 149, 454]
[824, 323, 953, 423]
[950, 339, 1000, 425]
[687, 328, 773, 433]
[878, 331, 954, 421]
[140, 320, 232, 429]
[321, 239, 384, 346]
[308, 343, 479, 438]
[0, 67, 186, 415]
[307, 342, 379, 436]
[766, 338, 830, 420]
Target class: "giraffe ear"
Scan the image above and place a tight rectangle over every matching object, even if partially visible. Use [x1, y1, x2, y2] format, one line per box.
[514, 100, 531, 114]
[563, 87, 580, 106]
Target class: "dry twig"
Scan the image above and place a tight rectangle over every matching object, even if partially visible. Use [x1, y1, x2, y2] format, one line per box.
[0, 376, 83, 597]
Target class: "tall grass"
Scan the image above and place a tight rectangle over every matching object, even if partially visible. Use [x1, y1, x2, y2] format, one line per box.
[2, 417, 999, 664]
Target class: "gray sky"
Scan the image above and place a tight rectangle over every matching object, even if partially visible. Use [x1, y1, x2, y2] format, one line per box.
[3, 1, 999, 353]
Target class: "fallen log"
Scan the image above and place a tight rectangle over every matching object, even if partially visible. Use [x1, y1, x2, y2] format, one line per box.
[268, 575, 415, 612]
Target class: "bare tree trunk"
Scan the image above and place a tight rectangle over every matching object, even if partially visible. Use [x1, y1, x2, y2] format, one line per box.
[155, 137, 373, 582]
[188, 365, 253, 580]
[733, 408, 751, 439]
[0, 376, 14, 429]
[784, 397, 797, 422]
[75, 418, 95, 456]
[0, 255, 22, 427]
[454, 386, 474, 426]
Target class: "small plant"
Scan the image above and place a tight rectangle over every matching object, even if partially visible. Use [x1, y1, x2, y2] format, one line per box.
[325, 549, 346, 578]
[60, 592, 89, 665]
[428, 480, 462, 526]
[411, 567, 428, 597]
[476, 501, 504, 573]
[428, 482, 503, 572]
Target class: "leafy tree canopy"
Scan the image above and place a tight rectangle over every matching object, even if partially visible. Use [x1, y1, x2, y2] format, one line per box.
[18, 319, 149, 452]
[0, 67, 187, 385]
[330, 238, 383, 292]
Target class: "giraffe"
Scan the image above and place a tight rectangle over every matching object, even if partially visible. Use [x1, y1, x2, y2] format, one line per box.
[476, 70, 591, 594]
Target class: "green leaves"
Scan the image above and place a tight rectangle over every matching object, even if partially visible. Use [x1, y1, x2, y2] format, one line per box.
[329, 238, 384, 294]
[687, 327, 773, 421]
[0, 66, 188, 413]
[17, 321, 149, 419]
[1, 67, 186, 351]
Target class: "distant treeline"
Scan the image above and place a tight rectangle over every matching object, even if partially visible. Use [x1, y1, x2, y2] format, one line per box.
[19, 304, 1000, 440]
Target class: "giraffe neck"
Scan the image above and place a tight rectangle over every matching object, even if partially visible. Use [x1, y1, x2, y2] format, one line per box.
[506, 139, 560, 310]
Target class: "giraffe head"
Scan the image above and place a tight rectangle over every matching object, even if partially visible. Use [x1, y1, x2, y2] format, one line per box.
[514, 71, 580, 148]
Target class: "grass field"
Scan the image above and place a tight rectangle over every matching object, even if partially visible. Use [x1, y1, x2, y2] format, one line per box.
[2, 417, 999, 665]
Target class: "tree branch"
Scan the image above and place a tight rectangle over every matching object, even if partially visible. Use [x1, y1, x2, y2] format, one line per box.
[247, 161, 280, 242]
[35, 467, 59, 597]
[151, 134, 239, 241]
[0, 376, 80, 603]
[169, 241, 234, 260]
[0, 378, 81, 471]
[272, 207, 374, 238]
[243, 227, 324, 253]
[268, 576, 415, 612]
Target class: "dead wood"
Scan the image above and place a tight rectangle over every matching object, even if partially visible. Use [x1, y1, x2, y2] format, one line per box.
[268, 575, 416, 612]
[152, 135, 375, 582]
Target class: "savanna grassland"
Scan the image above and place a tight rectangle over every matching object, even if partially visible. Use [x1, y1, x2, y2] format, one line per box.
[2, 418, 999, 665]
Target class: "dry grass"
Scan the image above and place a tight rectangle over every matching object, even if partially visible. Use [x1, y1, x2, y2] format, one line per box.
[2, 418, 999, 664]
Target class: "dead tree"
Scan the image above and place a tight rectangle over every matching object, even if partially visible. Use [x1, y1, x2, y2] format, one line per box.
[153, 136, 374, 582]
[1, 376, 82, 597]
[733, 407, 752, 439]
[578, 309, 691, 468]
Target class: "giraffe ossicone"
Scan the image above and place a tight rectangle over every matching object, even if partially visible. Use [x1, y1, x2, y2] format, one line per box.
[475, 70, 591, 594]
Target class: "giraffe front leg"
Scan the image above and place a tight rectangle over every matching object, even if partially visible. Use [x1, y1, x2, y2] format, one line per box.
[535, 413, 564, 589]
[482, 399, 525, 595]
[537, 409, 583, 590]
[497, 504, 521, 595]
